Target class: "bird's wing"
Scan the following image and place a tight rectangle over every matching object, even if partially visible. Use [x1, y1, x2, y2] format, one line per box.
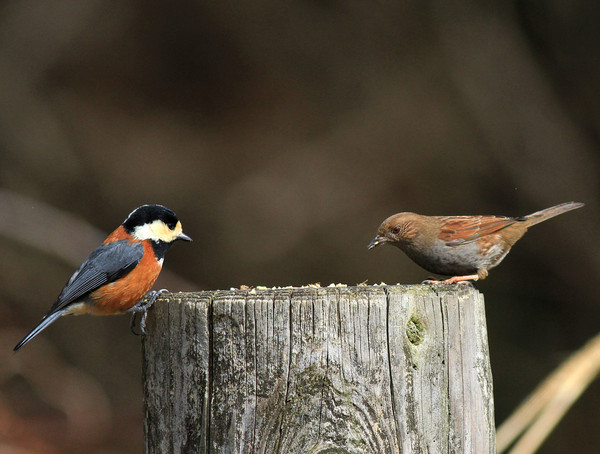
[438, 216, 518, 246]
[47, 239, 144, 314]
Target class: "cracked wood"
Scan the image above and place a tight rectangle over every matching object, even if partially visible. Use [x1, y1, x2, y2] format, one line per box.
[142, 286, 495, 453]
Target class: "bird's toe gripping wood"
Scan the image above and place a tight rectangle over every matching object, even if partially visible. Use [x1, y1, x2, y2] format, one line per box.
[128, 289, 170, 335]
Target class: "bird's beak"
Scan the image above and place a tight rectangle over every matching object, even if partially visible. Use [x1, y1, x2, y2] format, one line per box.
[367, 234, 387, 250]
[177, 232, 193, 242]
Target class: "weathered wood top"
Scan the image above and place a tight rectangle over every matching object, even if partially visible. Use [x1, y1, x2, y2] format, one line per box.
[142, 285, 495, 454]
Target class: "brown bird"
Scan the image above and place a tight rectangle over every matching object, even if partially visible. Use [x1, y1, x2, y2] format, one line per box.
[368, 202, 584, 284]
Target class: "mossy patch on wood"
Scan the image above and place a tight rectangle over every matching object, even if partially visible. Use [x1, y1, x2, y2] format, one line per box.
[406, 313, 425, 345]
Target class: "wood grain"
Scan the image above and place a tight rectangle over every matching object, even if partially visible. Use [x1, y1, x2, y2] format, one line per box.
[142, 286, 495, 453]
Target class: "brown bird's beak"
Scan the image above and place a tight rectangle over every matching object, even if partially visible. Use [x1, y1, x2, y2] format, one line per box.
[177, 232, 193, 242]
[368, 234, 387, 250]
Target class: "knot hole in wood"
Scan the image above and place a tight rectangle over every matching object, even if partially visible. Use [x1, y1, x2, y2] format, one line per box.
[406, 313, 425, 345]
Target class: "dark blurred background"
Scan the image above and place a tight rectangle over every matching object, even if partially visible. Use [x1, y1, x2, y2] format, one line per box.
[1, 1, 598, 453]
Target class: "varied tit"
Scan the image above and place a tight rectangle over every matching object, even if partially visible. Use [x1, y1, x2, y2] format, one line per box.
[14, 204, 192, 352]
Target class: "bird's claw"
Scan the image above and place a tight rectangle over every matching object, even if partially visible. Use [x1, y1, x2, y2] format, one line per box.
[421, 277, 443, 285]
[128, 289, 169, 335]
[451, 280, 476, 288]
[421, 277, 476, 287]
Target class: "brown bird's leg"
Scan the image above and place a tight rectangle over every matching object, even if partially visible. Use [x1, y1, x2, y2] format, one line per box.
[440, 274, 480, 285]
[442, 269, 488, 285]
[421, 275, 478, 285]
[423, 269, 488, 285]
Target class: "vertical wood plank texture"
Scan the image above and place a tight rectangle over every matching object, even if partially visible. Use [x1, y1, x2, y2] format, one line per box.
[142, 285, 495, 454]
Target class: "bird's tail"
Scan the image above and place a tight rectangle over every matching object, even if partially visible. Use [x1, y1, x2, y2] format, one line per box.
[523, 202, 584, 227]
[13, 311, 65, 352]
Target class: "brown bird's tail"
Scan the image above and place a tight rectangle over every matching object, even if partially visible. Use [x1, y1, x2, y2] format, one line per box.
[523, 201, 584, 227]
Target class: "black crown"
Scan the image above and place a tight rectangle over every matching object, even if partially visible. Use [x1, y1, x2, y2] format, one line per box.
[123, 205, 179, 233]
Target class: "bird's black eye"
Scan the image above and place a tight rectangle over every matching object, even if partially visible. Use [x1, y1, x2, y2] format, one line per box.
[166, 222, 177, 230]
[392, 226, 401, 235]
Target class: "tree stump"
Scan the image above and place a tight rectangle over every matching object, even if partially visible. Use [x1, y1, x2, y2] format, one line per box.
[142, 285, 495, 453]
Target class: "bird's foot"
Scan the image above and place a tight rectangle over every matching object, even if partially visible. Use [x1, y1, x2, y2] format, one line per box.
[127, 289, 170, 335]
[451, 280, 476, 287]
[422, 277, 443, 284]
[422, 275, 479, 286]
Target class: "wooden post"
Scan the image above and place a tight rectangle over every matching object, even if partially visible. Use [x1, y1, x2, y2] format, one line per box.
[142, 285, 495, 454]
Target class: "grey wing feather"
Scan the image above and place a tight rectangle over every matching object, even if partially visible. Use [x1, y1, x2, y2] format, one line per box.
[47, 240, 144, 315]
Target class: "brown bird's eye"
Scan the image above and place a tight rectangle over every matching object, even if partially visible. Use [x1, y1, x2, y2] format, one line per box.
[392, 226, 401, 234]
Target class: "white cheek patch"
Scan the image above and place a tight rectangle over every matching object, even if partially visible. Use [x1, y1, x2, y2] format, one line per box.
[133, 220, 176, 242]
[157, 258, 164, 267]
[133, 222, 157, 241]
